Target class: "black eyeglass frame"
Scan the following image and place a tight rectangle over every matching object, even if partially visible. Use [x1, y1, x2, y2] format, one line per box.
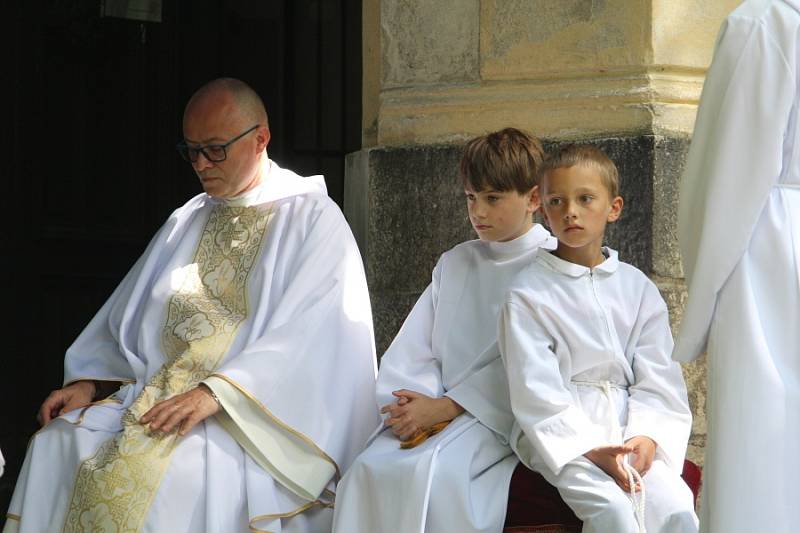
[176, 124, 260, 163]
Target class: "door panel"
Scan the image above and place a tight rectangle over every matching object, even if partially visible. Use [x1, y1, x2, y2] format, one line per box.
[0, 0, 360, 512]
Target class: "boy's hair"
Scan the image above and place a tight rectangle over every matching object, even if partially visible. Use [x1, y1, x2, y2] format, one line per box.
[459, 128, 544, 194]
[539, 144, 620, 198]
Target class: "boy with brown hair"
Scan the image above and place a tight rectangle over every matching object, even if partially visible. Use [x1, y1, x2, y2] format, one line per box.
[499, 144, 698, 533]
[333, 128, 555, 532]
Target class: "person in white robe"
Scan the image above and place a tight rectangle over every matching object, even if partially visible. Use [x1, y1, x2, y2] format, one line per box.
[500, 145, 696, 533]
[4, 78, 377, 533]
[674, 2, 800, 531]
[333, 128, 554, 533]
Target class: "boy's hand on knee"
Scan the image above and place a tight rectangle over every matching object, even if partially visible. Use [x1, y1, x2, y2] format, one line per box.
[584, 444, 636, 492]
[380, 390, 464, 441]
[625, 435, 656, 476]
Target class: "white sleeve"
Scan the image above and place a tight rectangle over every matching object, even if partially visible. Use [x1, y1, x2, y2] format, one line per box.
[624, 286, 692, 471]
[375, 282, 444, 410]
[210, 199, 377, 500]
[445, 354, 515, 443]
[676, 14, 795, 361]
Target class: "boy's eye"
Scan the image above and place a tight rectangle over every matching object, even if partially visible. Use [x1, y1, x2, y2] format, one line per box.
[580, 194, 593, 203]
[487, 195, 499, 202]
[548, 198, 561, 206]
[465, 193, 475, 201]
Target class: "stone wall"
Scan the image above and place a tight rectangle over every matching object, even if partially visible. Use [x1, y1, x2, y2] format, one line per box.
[354, 0, 744, 465]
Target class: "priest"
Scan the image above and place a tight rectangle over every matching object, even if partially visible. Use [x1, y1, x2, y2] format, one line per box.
[4, 78, 378, 533]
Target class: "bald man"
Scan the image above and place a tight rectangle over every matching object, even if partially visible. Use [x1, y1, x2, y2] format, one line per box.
[4, 78, 378, 533]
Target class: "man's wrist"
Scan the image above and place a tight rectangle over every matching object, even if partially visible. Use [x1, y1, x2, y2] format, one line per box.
[199, 383, 222, 410]
[73, 380, 97, 400]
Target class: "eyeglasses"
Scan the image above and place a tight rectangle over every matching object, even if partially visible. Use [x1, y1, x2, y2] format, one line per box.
[176, 124, 260, 163]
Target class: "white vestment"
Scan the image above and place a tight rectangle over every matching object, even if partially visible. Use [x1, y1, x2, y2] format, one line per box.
[5, 160, 378, 533]
[499, 249, 696, 533]
[674, 2, 800, 531]
[332, 225, 555, 533]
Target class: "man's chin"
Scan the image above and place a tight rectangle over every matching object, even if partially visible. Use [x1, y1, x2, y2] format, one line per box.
[200, 179, 225, 195]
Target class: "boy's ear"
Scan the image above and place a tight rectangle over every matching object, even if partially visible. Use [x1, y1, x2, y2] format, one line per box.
[607, 196, 624, 222]
[527, 185, 541, 214]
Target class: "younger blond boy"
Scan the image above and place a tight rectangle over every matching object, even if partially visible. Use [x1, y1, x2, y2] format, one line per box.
[499, 145, 697, 533]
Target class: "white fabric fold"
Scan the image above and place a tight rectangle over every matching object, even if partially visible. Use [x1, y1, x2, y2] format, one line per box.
[202, 375, 335, 501]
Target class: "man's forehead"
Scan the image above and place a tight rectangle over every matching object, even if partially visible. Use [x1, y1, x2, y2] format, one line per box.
[183, 105, 242, 143]
[182, 130, 229, 144]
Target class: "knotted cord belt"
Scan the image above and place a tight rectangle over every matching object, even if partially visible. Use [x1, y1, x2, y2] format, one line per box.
[573, 379, 646, 533]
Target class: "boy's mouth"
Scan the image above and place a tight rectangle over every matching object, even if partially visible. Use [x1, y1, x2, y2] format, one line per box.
[565, 224, 583, 231]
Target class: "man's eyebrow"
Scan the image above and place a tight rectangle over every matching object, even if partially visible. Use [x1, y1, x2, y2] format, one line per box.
[183, 136, 226, 145]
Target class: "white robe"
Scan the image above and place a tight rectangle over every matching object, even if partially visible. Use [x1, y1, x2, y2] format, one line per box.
[499, 249, 696, 533]
[5, 160, 378, 533]
[674, 2, 800, 531]
[332, 225, 555, 533]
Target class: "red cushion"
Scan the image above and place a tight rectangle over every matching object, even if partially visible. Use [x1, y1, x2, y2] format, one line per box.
[504, 459, 702, 529]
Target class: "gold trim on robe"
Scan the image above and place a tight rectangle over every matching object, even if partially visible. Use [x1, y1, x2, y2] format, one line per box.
[248, 497, 335, 533]
[62, 204, 272, 532]
[203, 373, 341, 499]
[63, 377, 136, 387]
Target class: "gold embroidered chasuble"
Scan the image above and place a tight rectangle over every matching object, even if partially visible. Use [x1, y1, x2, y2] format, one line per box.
[63, 203, 272, 532]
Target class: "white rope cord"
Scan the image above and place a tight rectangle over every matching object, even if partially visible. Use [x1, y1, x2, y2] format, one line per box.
[599, 381, 647, 533]
[624, 455, 647, 533]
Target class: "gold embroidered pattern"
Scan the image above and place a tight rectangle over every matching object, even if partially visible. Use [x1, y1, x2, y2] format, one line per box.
[63, 204, 272, 532]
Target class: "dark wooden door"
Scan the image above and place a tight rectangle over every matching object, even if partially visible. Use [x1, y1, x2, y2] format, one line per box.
[0, 0, 361, 514]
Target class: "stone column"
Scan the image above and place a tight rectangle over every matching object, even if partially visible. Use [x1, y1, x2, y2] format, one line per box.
[348, 0, 743, 464]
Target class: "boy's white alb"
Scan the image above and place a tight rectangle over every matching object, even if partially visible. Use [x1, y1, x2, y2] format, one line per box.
[675, 1, 800, 531]
[500, 248, 696, 532]
[333, 225, 555, 533]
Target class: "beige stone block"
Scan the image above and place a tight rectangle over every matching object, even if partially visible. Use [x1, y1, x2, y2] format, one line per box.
[377, 68, 704, 145]
[381, 0, 479, 88]
[480, 0, 651, 80]
[368, 1, 718, 145]
[649, 68, 705, 135]
[652, 0, 742, 68]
